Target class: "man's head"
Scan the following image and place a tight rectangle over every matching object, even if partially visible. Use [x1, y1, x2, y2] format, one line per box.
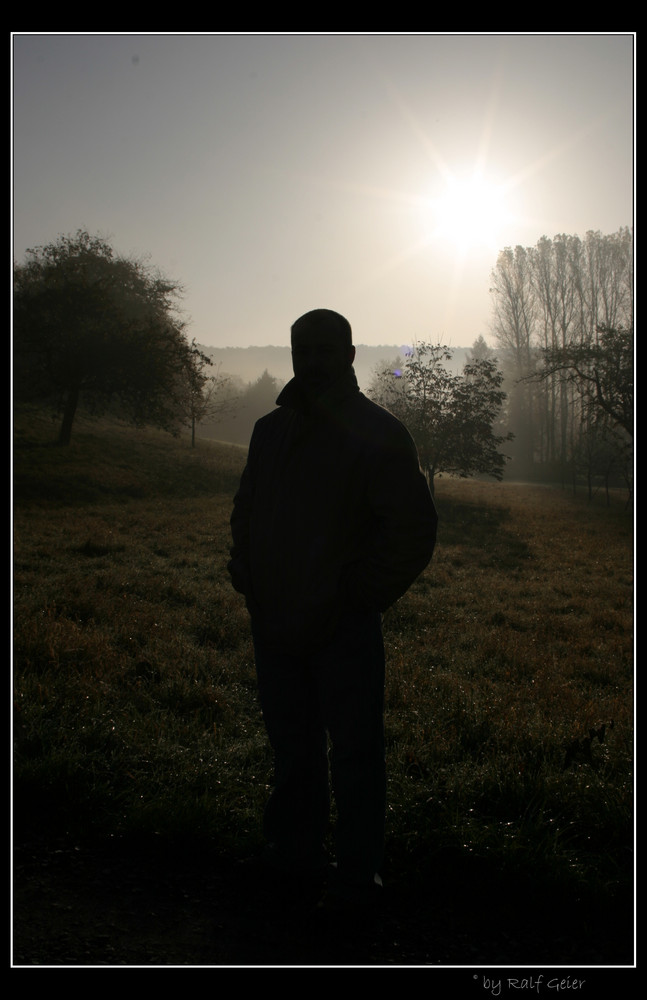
[290, 309, 356, 398]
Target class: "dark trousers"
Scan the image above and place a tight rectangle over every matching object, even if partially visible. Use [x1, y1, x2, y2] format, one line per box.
[252, 612, 386, 886]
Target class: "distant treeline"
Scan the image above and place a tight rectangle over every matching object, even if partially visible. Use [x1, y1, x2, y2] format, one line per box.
[198, 369, 284, 447]
[199, 344, 472, 395]
[196, 344, 472, 447]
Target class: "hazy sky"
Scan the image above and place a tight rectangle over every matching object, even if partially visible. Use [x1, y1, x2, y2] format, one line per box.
[12, 32, 634, 349]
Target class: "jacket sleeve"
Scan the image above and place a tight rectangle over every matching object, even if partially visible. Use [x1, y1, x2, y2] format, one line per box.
[228, 413, 265, 612]
[228, 459, 254, 598]
[340, 425, 438, 613]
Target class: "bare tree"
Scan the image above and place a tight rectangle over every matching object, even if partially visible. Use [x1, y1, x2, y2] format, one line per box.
[179, 342, 238, 447]
[489, 228, 633, 485]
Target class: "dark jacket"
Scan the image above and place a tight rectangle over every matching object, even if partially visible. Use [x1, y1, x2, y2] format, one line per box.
[228, 368, 437, 652]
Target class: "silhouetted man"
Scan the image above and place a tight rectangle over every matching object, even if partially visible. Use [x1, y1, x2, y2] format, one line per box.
[228, 309, 437, 906]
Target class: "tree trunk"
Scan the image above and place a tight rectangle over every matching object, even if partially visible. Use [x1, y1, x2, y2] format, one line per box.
[58, 385, 80, 446]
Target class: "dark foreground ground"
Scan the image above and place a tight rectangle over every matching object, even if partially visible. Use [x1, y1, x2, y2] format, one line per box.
[12, 833, 635, 971]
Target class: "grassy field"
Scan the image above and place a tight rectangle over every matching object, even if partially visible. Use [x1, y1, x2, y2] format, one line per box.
[12, 408, 634, 964]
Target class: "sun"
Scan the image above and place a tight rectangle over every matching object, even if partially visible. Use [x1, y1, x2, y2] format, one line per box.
[425, 169, 512, 255]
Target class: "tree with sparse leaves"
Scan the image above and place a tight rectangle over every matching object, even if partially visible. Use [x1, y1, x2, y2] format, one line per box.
[13, 230, 197, 445]
[527, 325, 633, 500]
[368, 342, 513, 494]
[179, 342, 238, 447]
[535, 326, 633, 439]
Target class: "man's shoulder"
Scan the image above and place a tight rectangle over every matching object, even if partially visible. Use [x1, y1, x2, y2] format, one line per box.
[353, 391, 410, 433]
[255, 406, 284, 426]
[342, 392, 417, 457]
[250, 405, 291, 441]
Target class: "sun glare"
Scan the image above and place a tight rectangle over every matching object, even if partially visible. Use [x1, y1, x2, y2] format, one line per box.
[426, 170, 511, 255]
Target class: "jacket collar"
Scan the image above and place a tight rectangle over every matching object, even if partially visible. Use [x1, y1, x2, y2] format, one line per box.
[277, 367, 360, 416]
